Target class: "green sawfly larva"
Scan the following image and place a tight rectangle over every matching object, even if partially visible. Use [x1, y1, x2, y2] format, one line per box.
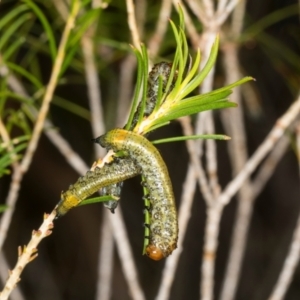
[56, 157, 141, 217]
[129, 62, 174, 130]
[104, 62, 175, 213]
[95, 129, 178, 261]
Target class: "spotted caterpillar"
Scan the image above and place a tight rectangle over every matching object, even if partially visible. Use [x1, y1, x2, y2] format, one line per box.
[103, 62, 174, 213]
[129, 61, 174, 130]
[56, 157, 141, 217]
[95, 129, 178, 260]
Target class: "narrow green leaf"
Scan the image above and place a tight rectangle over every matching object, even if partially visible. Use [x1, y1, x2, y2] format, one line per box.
[152, 134, 231, 144]
[6, 62, 43, 89]
[0, 135, 30, 150]
[52, 96, 91, 120]
[0, 4, 29, 30]
[2, 37, 26, 61]
[203, 76, 254, 96]
[178, 36, 220, 99]
[79, 195, 117, 206]
[0, 13, 32, 51]
[180, 28, 189, 75]
[0, 143, 27, 169]
[144, 121, 170, 133]
[176, 90, 232, 107]
[69, 8, 100, 47]
[125, 47, 144, 130]
[0, 91, 33, 105]
[154, 75, 164, 112]
[174, 49, 201, 100]
[137, 44, 149, 126]
[151, 101, 237, 127]
[169, 20, 184, 86]
[24, 0, 57, 61]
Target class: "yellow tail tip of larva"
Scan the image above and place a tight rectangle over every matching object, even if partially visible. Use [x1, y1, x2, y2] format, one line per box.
[146, 245, 164, 261]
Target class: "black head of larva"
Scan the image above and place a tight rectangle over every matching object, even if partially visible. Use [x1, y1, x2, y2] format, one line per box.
[92, 135, 107, 148]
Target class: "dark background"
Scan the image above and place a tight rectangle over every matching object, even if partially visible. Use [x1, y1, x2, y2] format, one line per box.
[0, 0, 300, 299]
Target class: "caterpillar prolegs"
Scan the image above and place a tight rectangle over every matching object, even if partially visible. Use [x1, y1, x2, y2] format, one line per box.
[95, 129, 178, 260]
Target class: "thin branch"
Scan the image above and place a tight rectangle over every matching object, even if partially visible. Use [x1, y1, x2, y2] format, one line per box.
[230, 0, 246, 37]
[185, 0, 210, 27]
[20, 0, 80, 174]
[52, 0, 69, 21]
[135, 0, 147, 38]
[109, 209, 146, 300]
[267, 123, 300, 300]
[219, 39, 252, 300]
[117, 0, 147, 127]
[0, 253, 25, 300]
[148, 0, 173, 58]
[179, 117, 214, 204]
[81, 26, 106, 156]
[217, 0, 229, 15]
[205, 116, 221, 199]
[96, 212, 114, 300]
[220, 136, 290, 300]
[251, 136, 289, 198]
[218, 95, 300, 207]
[82, 9, 146, 297]
[196, 30, 219, 300]
[0, 0, 81, 254]
[201, 203, 223, 300]
[202, 0, 215, 19]
[0, 118, 18, 170]
[155, 164, 197, 300]
[0, 211, 56, 300]
[80, 20, 114, 300]
[216, 0, 241, 26]
[125, 0, 141, 49]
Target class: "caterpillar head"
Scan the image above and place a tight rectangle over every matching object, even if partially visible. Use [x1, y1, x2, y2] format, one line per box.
[145, 244, 164, 261]
[56, 192, 80, 219]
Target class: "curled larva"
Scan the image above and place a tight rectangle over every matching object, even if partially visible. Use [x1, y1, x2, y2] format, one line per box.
[104, 62, 175, 213]
[56, 157, 141, 217]
[129, 62, 174, 130]
[95, 129, 178, 260]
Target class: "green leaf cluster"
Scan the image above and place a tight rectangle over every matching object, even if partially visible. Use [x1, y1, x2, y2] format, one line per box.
[125, 8, 252, 139]
[0, 136, 29, 177]
[80, 8, 252, 208]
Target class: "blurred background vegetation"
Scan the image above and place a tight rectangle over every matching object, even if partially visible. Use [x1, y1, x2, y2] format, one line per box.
[0, 0, 299, 299]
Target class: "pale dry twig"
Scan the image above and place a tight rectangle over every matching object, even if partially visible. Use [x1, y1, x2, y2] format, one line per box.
[218, 95, 300, 207]
[219, 6, 252, 296]
[0, 211, 56, 300]
[148, 0, 173, 58]
[0, 0, 81, 254]
[267, 121, 300, 300]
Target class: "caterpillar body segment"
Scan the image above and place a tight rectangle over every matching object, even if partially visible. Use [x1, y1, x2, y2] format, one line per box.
[102, 62, 174, 213]
[96, 129, 178, 260]
[101, 63, 174, 213]
[56, 157, 141, 217]
[129, 62, 174, 131]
